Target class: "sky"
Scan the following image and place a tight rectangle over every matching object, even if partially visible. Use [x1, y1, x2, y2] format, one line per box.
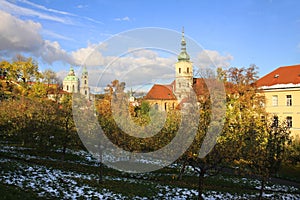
[1, 0, 300, 92]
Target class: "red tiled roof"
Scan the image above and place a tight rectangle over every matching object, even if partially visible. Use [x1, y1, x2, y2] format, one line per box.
[144, 84, 176, 100]
[192, 78, 208, 96]
[256, 64, 300, 87]
[144, 78, 210, 100]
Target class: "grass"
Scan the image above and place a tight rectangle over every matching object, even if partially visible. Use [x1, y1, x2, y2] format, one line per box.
[277, 163, 300, 182]
[0, 183, 44, 200]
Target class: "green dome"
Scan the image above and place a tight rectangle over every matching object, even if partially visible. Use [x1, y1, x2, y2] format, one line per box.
[178, 51, 190, 61]
[64, 75, 78, 81]
[64, 66, 79, 81]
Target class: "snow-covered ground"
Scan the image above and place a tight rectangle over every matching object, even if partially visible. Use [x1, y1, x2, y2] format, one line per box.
[0, 146, 299, 199]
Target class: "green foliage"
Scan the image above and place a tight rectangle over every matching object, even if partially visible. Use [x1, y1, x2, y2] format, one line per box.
[286, 138, 300, 165]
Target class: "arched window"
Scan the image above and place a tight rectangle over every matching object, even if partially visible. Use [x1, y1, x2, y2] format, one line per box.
[187, 67, 189, 73]
[85, 90, 87, 95]
[72, 85, 75, 92]
[84, 80, 87, 84]
[154, 103, 159, 110]
[164, 102, 167, 111]
[179, 68, 181, 73]
[66, 85, 69, 91]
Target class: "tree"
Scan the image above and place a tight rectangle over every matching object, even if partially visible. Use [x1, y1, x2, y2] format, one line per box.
[0, 56, 42, 99]
[219, 65, 291, 199]
[57, 94, 80, 158]
[42, 69, 58, 85]
[0, 97, 60, 149]
[177, 65, 268, 200]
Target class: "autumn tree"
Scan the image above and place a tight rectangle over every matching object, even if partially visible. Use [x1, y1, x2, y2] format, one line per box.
[0, 97, 60, 149]
[177, 65, 270, 200]
[0, 55, 43, 98]
[220, 65, 291, 199]
[56, 94, 82, 158]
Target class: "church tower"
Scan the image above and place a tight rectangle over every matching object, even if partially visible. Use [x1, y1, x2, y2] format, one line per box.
[80, 66, 90, 99]
[63, 66, 79, 93]
[175, 28, 193, 101]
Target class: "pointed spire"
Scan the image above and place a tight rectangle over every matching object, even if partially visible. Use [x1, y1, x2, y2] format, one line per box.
[178, 26, 190, 61]
[181, 26, 186, 48]
[82, 66, 88, 75]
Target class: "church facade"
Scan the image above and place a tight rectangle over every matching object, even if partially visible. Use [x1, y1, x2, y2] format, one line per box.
[144, 29, 205, 111]
[63, 66, 90, 99]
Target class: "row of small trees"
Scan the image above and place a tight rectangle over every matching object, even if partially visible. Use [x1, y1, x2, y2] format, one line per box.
[95, 65, 297, 199]
[179, 65, 292, 199]
[0, 56, 82, 157]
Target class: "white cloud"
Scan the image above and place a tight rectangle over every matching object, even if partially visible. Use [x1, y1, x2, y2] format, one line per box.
[114, 16, 130, 21]
[77, 4, 88, 9]
[71, 43, 108, 66]
[0, 10, 71, 64]
[196, 49, 233, 69]
[0, 10, 43, 52]
[40, 40, 72, 64]
[42, 29, 74, 41]
[0, 0, 73, 24]
[18, 0, 75, 16]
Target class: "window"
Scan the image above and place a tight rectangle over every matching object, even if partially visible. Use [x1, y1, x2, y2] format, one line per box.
[187, 67, 189, 73]
[179, 68, 181, 73]
[84, 80, 87, 84]
[66, 85, 69, 91]
[164, 102, 167, 111]
[286, 95, 292, 106]
[85, 90, 87, 95]
[287, 116, 292, 128]
[272, 95, 278, 106]
[272, 115, 278, 127]
[72, 85, 75, 92]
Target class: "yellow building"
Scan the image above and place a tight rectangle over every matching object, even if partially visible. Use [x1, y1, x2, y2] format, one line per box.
[257, 64, 300, 139]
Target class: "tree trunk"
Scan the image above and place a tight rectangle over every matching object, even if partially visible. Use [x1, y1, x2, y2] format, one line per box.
[178, 160, 187, 180]
[198, 170, 205, 200]
[98, 145, 103, 184]
[258, 177, 266, 200]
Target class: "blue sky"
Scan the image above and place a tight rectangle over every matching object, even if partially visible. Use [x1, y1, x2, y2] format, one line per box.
[1, 0, 300, 83]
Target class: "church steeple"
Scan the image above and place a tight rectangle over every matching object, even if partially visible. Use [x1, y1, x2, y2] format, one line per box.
[175, 27, 193, 102]
[178, 27, 190, 62]
[80, 66, 90, 99]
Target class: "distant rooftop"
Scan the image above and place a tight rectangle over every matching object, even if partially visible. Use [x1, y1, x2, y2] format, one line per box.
[256, 64, 300, 88]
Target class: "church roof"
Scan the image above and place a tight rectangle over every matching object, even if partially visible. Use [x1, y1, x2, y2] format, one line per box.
[256, 64, 300, 88]
[64, 66, 79, 82]
[82, 66, 88, 75]
[144, 84, 176, 100]
[144, 78, 209, 100]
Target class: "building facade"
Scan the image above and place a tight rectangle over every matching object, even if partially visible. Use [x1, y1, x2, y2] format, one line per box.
[256, 65, 300, 139]
[63, 66, 90, 99]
